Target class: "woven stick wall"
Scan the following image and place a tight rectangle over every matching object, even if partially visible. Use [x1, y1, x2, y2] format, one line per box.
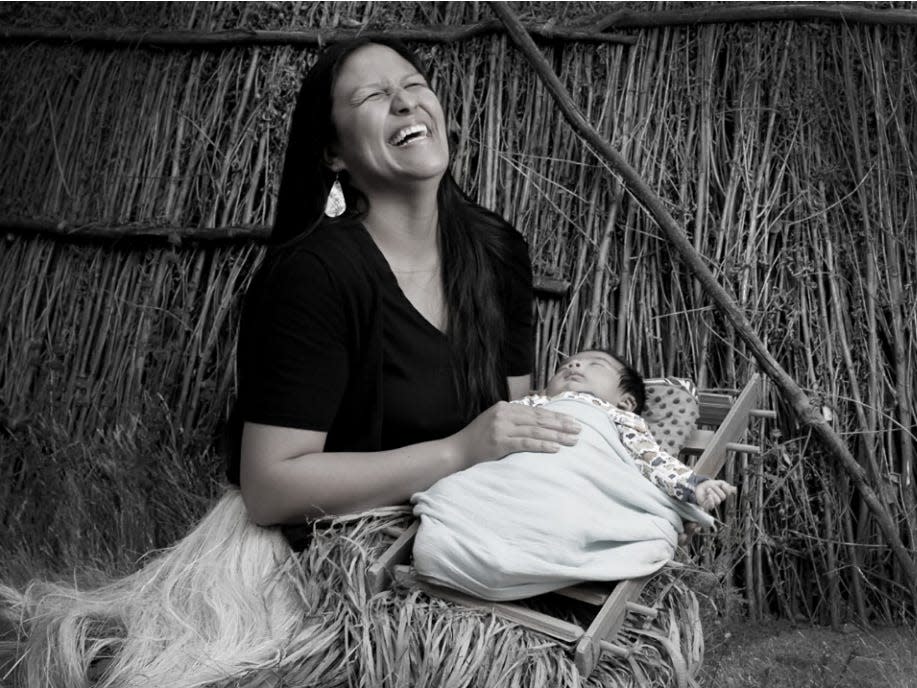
[1, 2, 915, 624]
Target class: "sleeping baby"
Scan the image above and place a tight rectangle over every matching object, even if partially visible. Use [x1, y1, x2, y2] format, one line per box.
[411, 349, 737, 601]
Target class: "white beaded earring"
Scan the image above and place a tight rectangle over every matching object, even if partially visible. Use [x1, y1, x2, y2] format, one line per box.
[324, 176, 346, 217]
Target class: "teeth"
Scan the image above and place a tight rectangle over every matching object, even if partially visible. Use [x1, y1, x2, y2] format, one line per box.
[390, 124, 429, 146]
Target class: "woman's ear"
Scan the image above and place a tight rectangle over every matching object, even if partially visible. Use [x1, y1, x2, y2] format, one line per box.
[617, 394, 637, 413]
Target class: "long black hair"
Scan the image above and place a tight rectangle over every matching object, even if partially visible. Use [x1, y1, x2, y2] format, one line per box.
[271, 38, 517, 420]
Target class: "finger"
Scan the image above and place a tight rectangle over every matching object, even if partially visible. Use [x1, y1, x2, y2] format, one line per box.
[509, 425, 580, 446]
[517, 407, 582, 434]
[714, 480, 737, 495]
[719, 485, 733, 499]
[709, 482, 728, 498]
[510, 437, 563, 454]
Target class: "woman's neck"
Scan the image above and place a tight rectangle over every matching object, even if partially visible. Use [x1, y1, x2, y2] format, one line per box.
[363, 187, 440, 268]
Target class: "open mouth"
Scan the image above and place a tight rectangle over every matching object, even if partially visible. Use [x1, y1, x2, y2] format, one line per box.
[389, 124, 429, 146]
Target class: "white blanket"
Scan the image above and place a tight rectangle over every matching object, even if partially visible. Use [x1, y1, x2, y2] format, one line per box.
[411, 398, 715, 601]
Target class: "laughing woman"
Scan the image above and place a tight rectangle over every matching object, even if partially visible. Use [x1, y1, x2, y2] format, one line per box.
[228, 38, 582, 542]
[1, 38, 583, 687]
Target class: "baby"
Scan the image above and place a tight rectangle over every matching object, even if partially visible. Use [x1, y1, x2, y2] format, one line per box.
[516, 349, 736, 511]
[411, 349, 737, 601]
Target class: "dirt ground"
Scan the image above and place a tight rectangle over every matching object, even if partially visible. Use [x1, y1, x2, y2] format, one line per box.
[698, 617, 917, 688]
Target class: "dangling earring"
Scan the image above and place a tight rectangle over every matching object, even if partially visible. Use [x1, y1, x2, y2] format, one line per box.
[324, 176, 346, 218]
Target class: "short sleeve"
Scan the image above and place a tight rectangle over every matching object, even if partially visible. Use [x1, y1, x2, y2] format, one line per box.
[501, 229, 534, 377]
[237, 248, 350, 432]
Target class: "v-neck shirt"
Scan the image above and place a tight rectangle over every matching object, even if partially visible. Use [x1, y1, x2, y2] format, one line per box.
[227, 217, 533, 485]
[364, 228, 463, 450]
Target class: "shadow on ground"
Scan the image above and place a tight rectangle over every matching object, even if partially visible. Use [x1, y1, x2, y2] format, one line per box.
[699, 618, 917, 688]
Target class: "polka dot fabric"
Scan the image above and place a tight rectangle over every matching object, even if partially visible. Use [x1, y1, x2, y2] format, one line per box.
[642, 377, 700, 456]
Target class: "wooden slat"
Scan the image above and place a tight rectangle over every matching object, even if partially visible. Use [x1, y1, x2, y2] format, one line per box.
[694, 374, 762, 478]
[682, 430, 761, 457]
[393, 566, 586, 643]
[366, 521, 419, 594]
[574, 576, 651, 675]
[553, 582, 613, 605]
[680, 428, 716, 456]
[696, 392, 735, 426]
[625, 601, 658, 618]
[726, 442, 761, 454]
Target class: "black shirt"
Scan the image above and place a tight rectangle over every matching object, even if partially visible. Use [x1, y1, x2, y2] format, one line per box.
[227, 217, 533, 485]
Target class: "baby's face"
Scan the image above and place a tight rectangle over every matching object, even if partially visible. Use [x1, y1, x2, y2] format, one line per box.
[544, 351, 634, 410]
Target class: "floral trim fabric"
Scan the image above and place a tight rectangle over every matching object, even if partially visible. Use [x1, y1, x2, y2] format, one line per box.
[513, 391, 707, 504]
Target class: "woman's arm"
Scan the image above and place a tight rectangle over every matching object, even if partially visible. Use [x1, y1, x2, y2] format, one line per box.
[240, 424, 461, 524]
[240, 398, 581, 525]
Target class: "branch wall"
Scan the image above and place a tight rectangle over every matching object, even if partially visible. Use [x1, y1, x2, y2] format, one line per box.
[1, 1, 914, 622]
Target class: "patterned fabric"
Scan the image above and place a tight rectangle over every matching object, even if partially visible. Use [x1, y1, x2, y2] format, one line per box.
[642, 378, 701, 456]
[513, 391, 707, 504]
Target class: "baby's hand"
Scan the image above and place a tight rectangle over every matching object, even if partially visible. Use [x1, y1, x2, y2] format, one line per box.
[695, 479, 737, 511]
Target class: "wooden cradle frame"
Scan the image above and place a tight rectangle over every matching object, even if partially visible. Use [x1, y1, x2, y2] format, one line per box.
[368, 374, 771, 678]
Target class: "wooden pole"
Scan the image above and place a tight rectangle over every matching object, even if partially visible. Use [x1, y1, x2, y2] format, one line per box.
[4, 3, 915, 52]
[589, 3, 917, 29]
[488, 0, 917, 597]
[0, 219, 570, 297]
[0, 218, 270, 243]
[0, 22, 636, 49]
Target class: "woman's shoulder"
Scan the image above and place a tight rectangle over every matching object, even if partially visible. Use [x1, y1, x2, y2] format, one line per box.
[259, 219, 376, 294]
[464, 201, 531, 262]
[276, 218, 372, 265]
[283, 218, 368, 260]
[486, 214, 531, 272]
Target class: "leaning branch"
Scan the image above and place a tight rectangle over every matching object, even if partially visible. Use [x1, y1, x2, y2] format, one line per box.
[488, 1, 917, 596]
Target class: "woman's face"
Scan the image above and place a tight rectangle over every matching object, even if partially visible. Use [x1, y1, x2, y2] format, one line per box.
[328, 44, 449, 193]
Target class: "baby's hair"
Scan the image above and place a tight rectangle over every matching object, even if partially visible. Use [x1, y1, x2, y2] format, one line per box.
[585, 348, 647, 414]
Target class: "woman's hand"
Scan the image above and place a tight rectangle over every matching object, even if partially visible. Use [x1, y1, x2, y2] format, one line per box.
[695, 479, 737, 511]
[449, 401, 582, 468]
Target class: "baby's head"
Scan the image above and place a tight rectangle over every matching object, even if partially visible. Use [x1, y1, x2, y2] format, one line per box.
[544, 349, 646, 414]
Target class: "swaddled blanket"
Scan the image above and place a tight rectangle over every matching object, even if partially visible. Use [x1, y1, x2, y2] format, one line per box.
[411, 397, 715, 601]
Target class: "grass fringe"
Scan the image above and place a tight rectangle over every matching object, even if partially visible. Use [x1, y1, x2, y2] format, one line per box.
[2, 495, 704, 687]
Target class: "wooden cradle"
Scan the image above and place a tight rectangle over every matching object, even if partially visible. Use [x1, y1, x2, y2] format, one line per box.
[367, 374, 771, 678]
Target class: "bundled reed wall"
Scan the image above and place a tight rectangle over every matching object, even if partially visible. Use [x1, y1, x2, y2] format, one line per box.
[1, 2, 915, 624]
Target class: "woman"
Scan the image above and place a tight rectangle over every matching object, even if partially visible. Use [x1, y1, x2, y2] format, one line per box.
[228, 37, 581, 535]
[3, 38, 704, 688]
[1, 38, 584, 688]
